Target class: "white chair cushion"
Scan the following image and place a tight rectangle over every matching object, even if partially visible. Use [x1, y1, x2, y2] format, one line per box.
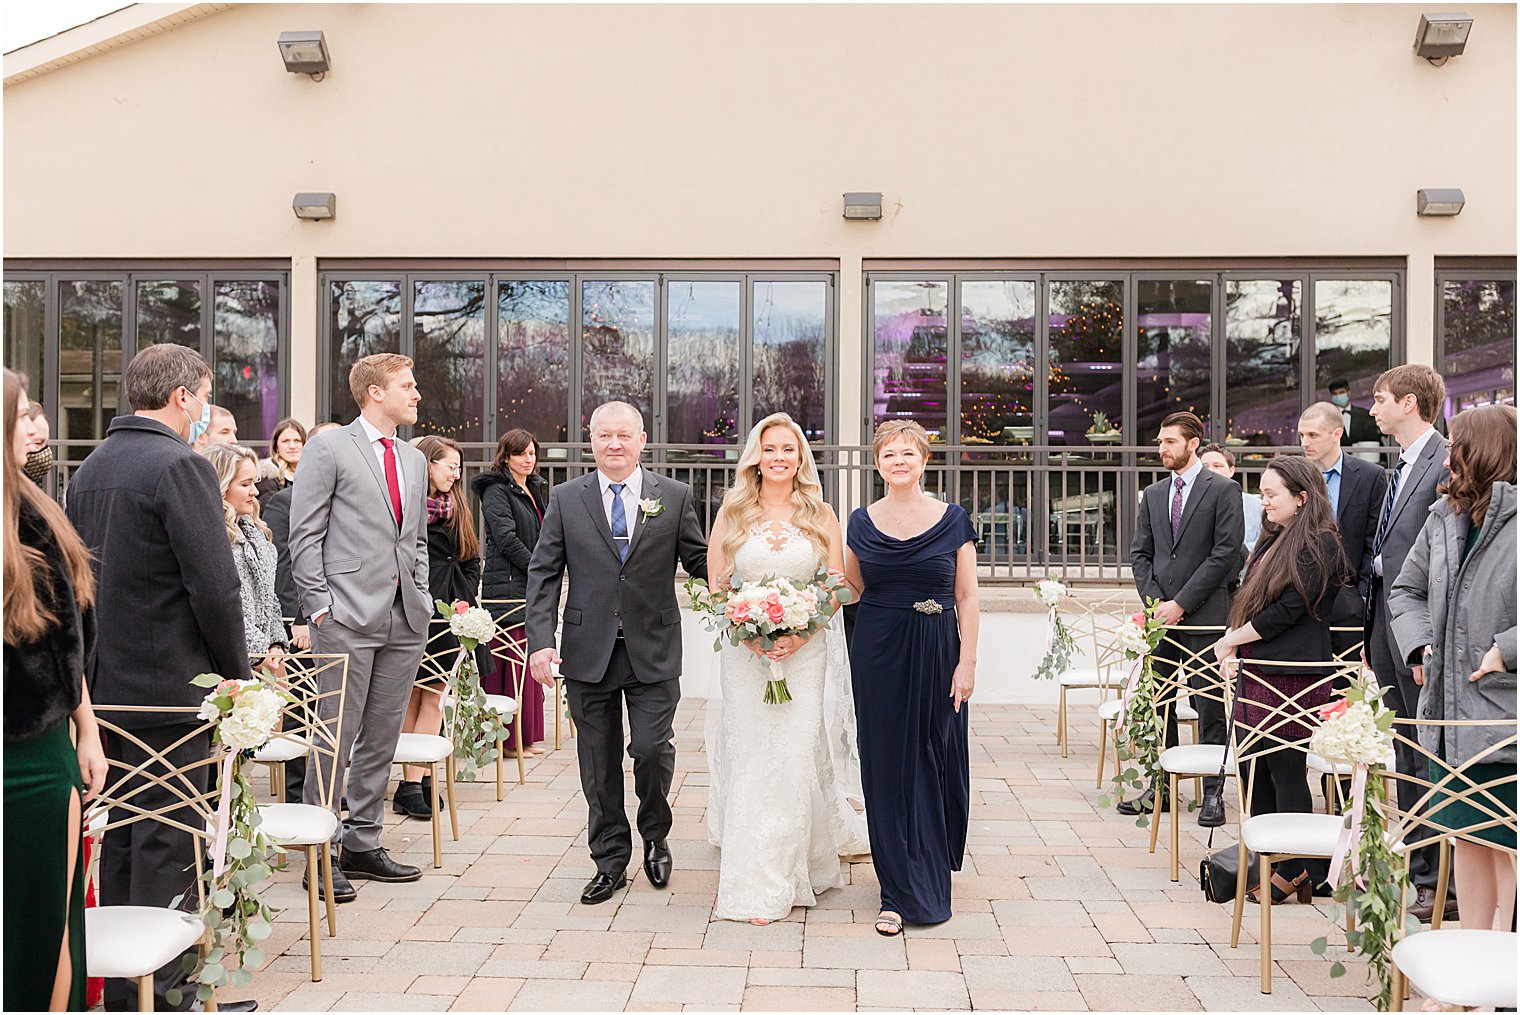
[484, 693, 517, 715]
[1097, 699, 1124, 722]
[1241, 811, 1343, 856]
[1392, 929, 1519, 1008]
[86, 806, 110, 836]
[86, 906, 205, 979]
[1307, 751, 1395, 776]
[393, 733, 453, 765]
[1059, 668, 1108, 688]
[257, 802, 339, 846]
[1159, 743, 1234, 775]
[252, 733, 311, 763]
[1175, 702, 1199, 721]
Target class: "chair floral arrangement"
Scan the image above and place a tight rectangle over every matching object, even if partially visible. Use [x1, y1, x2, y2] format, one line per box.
[1097, 599, 1167, 824]
[1031, 575, 1077, 682]
[433, 598, 508, 783]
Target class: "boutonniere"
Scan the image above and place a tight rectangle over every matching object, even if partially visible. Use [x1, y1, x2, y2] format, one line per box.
[639, 497, 665, 519]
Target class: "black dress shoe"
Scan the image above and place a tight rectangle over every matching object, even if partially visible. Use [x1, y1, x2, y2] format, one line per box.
[341, 846, 421, 883]
[1197, 794, 1226, 828]
[301, 850, 356, 903]
[1117, 787, 1169, 816]
[643, 839, 673, 889]
[192, 1000, 257, 1011]
[581, 870, 628, 904]
[393, 780, 432, 819]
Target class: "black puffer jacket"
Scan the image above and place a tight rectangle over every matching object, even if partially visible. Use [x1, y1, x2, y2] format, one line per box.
[471, 469, 548, 625]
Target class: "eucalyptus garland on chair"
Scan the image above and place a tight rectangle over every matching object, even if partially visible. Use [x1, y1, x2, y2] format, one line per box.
[1031, 575, 1078, 681]
[1097, 599, 1167, 827]
[167, 672, 293, 1007]
[1307, 678, 1412, 1010]
[435, 599, 509, 782]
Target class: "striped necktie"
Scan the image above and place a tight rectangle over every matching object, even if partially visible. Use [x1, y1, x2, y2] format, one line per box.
[609, 482, 629, 562]
[1371, 460, 1405, 560]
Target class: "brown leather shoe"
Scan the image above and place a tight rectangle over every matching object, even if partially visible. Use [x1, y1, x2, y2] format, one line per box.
[1407, 884, 1459, 924]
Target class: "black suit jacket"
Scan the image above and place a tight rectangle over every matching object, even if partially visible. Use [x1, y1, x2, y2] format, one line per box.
[1131, 466, 1245, 627]
[1339, 405, 1381, 446]
[526, 468, 708, 684]
[262, 484, 303, 625]
[1332, 453, 1389, 601]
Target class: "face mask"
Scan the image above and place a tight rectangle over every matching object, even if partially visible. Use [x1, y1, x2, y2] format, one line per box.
[23, 445, 53, 484]
[1330, 393, 1350, 408]
[184, 391, 211, 444]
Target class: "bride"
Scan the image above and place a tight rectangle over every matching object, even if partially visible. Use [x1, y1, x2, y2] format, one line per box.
[704, 412, 869, 924]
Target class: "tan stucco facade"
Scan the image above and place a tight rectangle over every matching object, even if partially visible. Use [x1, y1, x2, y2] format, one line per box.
[5, 3, 1516, 436]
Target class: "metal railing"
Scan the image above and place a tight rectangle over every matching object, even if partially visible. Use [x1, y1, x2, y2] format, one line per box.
[46, 439, 1399, 584]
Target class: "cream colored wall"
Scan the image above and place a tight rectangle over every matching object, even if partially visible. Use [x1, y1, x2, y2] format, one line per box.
[6, 3, 1516, 432]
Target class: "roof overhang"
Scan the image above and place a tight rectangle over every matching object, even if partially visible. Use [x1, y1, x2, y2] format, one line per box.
[4, 3, 234, 87]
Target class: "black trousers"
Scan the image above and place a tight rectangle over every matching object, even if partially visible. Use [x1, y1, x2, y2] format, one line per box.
[565, 639, 680, 875]
[1157, 630, 1228, 797]
[1241, 748, 1330, 887]
[1368, 579, 1442, 891]
[101, 724, 212, 1012]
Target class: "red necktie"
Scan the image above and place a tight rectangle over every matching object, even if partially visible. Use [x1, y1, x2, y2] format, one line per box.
[379, 436, 402, 527]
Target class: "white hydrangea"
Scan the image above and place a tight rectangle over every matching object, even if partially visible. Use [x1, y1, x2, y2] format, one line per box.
[1116, 618, 1151, 658]
[449, 606, 497, 645]
[1310, 701, 1394, 767]
[1034, 577, 1067, 608]
[217, 683, 284, 752]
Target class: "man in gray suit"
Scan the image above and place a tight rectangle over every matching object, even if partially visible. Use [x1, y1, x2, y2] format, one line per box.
[1365, 364, 1453, 922]
[291, 354, 431, 895]
[527, 401, 708, 904]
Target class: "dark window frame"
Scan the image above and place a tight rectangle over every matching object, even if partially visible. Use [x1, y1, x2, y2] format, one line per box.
[1434, 267, 1517, 410]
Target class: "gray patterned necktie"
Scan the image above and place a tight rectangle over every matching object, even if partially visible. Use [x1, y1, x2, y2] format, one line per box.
[1170, 475, 1185, 539]
[609, 482, 629, 562]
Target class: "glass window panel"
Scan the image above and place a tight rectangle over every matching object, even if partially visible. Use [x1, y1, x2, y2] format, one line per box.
[1136, 279, 1213, 446]
[4, 280, 46, 394]
[328, 280, 401, 426]
[580, 280, 655, 430]
[498, 279, 571, 440]
[213, 280, 281, 444]
[136, 279, 202, 350]
[1047, 280, 1124, 448]
[413, 280, 486, 444]
[872, 280, 948, 440]
[1314, 279, 1392, 406]
[58, 279, 123, 460]
[666, 280, 740, 448]
[752, 280, 828, 442]
[960, 280, 1035, 445]
[1441, 278, 1516, 412]
[498, 280, 571, 444]
[1224, 279, 1302, 448]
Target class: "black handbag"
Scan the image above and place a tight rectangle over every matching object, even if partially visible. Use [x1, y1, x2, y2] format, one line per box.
[1201, 840, 1260, 904]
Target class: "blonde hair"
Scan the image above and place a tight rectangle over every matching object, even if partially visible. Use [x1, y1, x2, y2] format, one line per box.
[348, 353, 414, 409]
[200, 442, 271, 544]
[714, 413, 832, 585]
[871, 419, 933, 462]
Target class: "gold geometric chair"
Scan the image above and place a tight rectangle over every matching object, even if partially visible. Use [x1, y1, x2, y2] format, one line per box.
[479, 598, 530, 797]
[1055, 591, 1131, 758]
[252, 652, 349, 982]
[87, 706, 222, 1012]
[1305, 628, 1374, 813]
[1383, 718, 1518, 1011]
[1221, 659, 1358, 994]
[1094, 622, 1206, 790]
[391, 619, 462, 868]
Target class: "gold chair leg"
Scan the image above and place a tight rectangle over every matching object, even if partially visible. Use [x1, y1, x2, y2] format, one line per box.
[1148, 779, 1163, 854]
[1230, 839, 1247, 948]
[1390, 966, 1406, 1011]
[268, 762, 278, 799]
[445, 755, 459, 841]
[1169, 773, 1180, 882]
[429, 762, 442, 869]
[1058, 687, 1068, 757]
[305, 845, 323, 981]
[554, 679, 563, 748]
[495, 743, 505, 802]
[321, 845, 337, 936]
[1345, 905, 1354, 952]
[1259, 854, 1273, 994]
[1433, 837, 1451, 930]
[1095, 720, 1108, 789]
[139, 974, 154, 1011]
[515, 712, 526, 785]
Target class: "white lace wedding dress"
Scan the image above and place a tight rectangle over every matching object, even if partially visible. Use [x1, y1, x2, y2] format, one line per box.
[706, 521, 871, 922]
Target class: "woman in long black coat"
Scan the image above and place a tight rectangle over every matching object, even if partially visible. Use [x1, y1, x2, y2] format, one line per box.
[472, 428, 550, 756]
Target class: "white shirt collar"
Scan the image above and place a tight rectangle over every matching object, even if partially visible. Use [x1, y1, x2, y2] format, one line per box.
[597, 467, 643, 499]
[1400, 425, 1437, 468]
[357, 414, 396, 444]
[1174, 457, 1204, 487]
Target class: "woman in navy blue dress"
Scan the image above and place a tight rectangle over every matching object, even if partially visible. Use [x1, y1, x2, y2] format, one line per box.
[845, 420, 980, 935]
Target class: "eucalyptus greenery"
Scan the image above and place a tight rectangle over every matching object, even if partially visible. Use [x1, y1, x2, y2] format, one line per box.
[1096, 599, 1168, 827]
[436, 600, 509, 782]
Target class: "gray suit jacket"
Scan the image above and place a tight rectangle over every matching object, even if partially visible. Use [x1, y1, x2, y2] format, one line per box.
[1131, 466, 1245, 628]
[288, 418, 431, 637]
[526, 468, 707, 684]
[1377, 430, 1450, 597]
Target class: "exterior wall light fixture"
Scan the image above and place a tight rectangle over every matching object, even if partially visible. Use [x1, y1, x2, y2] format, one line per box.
[278, 31, 331, 79]
[843, 193, 883, 220]
[293, 193, 336, 221]
[1416, 188, 1465, 216]
[1413, 13, 1472, 64]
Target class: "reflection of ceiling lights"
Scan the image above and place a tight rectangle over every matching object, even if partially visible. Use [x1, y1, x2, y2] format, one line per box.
[1416, 188, 1465, 216]
[1413, 13, 1472, 64]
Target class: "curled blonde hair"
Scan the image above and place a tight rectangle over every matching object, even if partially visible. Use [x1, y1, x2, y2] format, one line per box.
[200, 442, 271, 544]
[714, 413, 832, 585]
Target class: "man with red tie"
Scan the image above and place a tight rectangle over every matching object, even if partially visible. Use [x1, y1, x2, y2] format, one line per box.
[290, 354, 432, 897]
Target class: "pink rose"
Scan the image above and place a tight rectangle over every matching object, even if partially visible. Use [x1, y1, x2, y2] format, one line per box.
[766, 603, 785, 623]
[766, 593, 781, 606]
[453, 600, 470, 615]
[1319, 699, 1350, 721]
[1130, 612, 1146, 626]
[727, 602, 750, 621]
[216, 679, 242, 699]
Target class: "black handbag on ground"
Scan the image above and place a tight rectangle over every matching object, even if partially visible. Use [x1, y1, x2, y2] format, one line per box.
[1201, 840, 1260, 904]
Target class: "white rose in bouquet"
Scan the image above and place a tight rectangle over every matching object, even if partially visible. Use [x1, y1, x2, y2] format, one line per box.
[1034, 577, 1067, 609]
[447, 604, 497, 647]
[1116, 617, 1151, 658]
[1310, 699, 1394, 767]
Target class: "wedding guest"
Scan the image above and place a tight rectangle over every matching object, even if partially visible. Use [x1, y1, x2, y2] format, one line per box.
[1200, 443, 1261, 555]
[3, 369, 107, 1013]
[201, 443, 288, 679]
[1212, 455, 1350, 903]
[473, 428, 550, 757]
[845, 419, 978, 935]
[1328, 377, 1381, 446]
[394, 435, 481, 819]
[1126, 411, 1244, 826]
[1390, 403, 1517, 934]
[1365, 364, 1454, 923]
[256, 417, 307, 507]
[191, 403, 237, 451]
[63, 343, 251, 1012]
[22, 400, 53, 486]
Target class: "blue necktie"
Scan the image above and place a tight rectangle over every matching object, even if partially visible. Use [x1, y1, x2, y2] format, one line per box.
[1372, 461, 1404, 561]
[1324, 466, 1340, 516]
[609, 482, 629, 562]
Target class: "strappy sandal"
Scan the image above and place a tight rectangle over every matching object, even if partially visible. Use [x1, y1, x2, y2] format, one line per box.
[874, 911, 903, 937]
[1247, 870, 1313, 905]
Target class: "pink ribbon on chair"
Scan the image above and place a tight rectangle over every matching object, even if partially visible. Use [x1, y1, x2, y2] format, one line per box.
[1045, 607, 1058, 652]
[1116, 655, 1147, 728]
[1327, 762, 1369, 889]
[210, 750, 237, 879]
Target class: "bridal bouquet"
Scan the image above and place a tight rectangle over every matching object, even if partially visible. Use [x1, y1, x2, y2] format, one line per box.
[686, 569, 854, 704]
[1031, 575, 1077, 681]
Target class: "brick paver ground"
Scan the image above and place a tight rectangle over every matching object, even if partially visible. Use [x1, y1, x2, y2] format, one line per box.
[218, 700, 1404, 1011]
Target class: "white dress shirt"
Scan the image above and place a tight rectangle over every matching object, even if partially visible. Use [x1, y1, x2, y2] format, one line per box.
[1169, 457, 1205, 518]
[357, 413, 407, 516]
[597, 466, 643, 546]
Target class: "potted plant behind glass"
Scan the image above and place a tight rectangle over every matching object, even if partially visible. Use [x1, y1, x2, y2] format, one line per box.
[1086, 410, 1122, 445]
